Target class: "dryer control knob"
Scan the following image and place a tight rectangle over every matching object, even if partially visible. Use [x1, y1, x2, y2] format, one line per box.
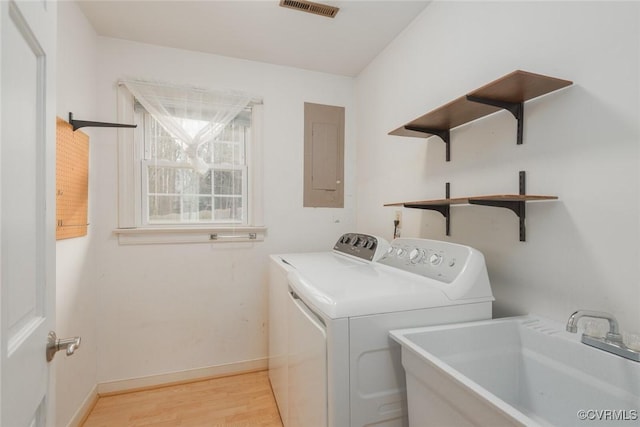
[396, 248, 406, 257]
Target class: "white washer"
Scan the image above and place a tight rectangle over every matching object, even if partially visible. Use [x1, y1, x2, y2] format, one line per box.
[268, 233, 494, 427]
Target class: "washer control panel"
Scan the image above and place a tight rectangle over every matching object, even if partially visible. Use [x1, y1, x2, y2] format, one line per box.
[333, 233, 390, 262]
[378, 238, 471, 283]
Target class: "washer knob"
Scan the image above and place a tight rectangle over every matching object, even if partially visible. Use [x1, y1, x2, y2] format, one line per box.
[396, 248, 406, 257]
[429, 253, 443, 266]
[409, 248, 425, 264]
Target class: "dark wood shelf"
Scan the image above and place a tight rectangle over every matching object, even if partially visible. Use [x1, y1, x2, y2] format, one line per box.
[385, 194, 557, 207]
[384, 172, 557, 241]
[389, 70, 572, 160]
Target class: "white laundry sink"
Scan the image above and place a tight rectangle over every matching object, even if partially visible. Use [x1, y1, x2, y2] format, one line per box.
[390, 316, 640, 427]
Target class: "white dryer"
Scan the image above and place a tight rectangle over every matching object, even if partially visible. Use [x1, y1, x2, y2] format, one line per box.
[268, 233, 494, 427]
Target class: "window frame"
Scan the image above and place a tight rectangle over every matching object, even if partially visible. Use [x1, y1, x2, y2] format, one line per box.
[139, 109, 249, 226]
[115, 83, 265, 245]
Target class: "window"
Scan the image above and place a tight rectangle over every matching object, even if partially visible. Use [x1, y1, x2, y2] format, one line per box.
[141, 106, 249, 225]
[115, 81, 265, 244]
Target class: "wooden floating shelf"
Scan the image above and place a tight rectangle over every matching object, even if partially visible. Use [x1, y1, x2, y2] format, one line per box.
[385, 194, 558, 207]
[385, 172, 557, 241]
[389, 70, 573, 161]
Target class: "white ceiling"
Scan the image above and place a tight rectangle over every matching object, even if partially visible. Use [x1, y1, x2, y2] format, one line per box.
[77, 0, 430, 77]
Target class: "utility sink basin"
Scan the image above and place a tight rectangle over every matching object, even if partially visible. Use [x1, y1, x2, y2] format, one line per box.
[390, 316, 640, 427]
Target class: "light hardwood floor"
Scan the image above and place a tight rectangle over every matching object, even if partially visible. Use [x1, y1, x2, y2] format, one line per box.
[82, 370, 283, 427]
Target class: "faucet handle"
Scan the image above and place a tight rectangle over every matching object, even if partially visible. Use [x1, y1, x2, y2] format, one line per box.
[605, 332, 624, 344]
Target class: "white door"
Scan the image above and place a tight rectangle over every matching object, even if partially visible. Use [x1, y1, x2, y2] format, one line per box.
[1, 0, 57, 426]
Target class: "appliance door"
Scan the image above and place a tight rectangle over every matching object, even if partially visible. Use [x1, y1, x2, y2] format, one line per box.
[269, 258, 291, 426]
[287, 287, 328, 427]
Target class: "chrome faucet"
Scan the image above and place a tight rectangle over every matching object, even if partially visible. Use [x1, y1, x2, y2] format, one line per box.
[566, 310, 623, 342]
[566, 310, 639, 362]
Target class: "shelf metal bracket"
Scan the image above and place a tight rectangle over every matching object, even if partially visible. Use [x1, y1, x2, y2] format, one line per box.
[469, 171, 527, 241]
[466, 95, 524, 145]
[69, 112, 137, 132]
[405, 182, 451, 236]
[404, 125, 451, 161]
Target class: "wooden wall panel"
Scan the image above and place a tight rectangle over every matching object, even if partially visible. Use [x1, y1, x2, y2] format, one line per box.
[56, 117, 89, 239]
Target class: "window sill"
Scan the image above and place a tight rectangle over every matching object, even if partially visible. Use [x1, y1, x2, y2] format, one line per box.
[113, 226, 267, 245]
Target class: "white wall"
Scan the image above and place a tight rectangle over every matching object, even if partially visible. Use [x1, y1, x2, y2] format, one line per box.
[355, 1, 640, 333]
[56, 2, 638, 420]
[55, 2, 98, 426]
[93, 38, 356, 383]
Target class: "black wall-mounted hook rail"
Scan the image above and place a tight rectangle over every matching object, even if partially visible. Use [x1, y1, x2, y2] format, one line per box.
[465, 95, 524, 145]
[69, 112, 137, 132]
[404, 125, 451, 161]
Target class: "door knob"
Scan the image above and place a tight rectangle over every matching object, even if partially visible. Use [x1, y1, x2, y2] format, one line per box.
[46, 331, 81, 362]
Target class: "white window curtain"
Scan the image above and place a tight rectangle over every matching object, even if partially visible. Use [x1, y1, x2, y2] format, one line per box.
[122, 80, 252, 174]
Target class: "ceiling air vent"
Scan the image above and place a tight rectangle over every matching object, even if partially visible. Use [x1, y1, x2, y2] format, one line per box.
[279, 0, 340, 18]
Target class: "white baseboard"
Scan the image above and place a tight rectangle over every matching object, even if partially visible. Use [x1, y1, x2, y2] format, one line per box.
[96, 357, 268, 396]
[66, 384, 98, 427]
